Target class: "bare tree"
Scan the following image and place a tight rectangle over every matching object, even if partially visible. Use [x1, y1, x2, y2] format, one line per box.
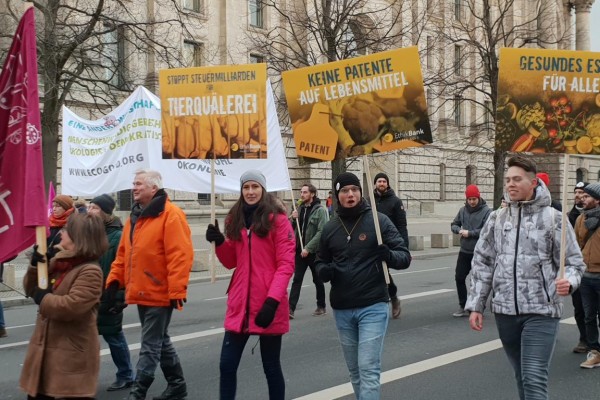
[0, 0, 206, 186]
[246, 0, 421, 186]
[424, 0, 570, 206]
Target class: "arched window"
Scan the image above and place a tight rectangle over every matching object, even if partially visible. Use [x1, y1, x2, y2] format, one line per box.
[576, 168, 587, 183]
[440, 163, 446, 201]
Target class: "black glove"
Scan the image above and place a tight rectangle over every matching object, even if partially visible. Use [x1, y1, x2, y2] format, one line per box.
[374, 244, 391, 263]
[170, 298, 187, 309]
[206, 219, 225, 246]
[318, 265, 334, 283]
[30, 244, 47, 267]
[32, 286, 52, 305]
[255, 297, 279, 328]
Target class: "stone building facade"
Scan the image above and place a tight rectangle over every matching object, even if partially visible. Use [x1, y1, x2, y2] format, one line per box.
[1, 0, 598, 212]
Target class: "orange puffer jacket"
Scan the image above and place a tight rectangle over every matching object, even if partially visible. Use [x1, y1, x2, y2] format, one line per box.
[107, 192, 193, 307]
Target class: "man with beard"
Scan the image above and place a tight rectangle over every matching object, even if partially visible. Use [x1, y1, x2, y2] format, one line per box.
[575, 182, 600, 368]
[289, 183, 329, 318]
[569, 181, 590, 354]
[450, 184, 491, 317]
[372, 173, 408, 319]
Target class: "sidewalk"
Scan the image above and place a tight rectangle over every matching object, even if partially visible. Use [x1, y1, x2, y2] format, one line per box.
[1, 215, 458, 308]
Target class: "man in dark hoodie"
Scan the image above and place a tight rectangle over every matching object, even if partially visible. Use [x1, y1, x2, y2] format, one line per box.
[372, 172, 408, 318]
[316, 172, 411, 400]
[289, 183, 329, 318]
[450, 184, 491, 317]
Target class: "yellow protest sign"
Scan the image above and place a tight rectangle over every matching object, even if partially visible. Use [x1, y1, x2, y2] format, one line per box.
[497, 47, 600, 154]
[282, 47, 432, 164]
[159, 64, 267, 159]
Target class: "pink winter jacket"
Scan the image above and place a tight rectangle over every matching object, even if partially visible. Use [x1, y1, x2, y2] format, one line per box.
[215, 213, 295, 335]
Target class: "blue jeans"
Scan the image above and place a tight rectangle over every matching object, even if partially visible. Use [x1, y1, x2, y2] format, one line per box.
[136, 305, 180, 376]
[333, 302, 390, 400]
[495, 314, 560, 400]
[580, 276, 600, 351]
[103, 331, 134, 381]
[219, 331, 284, 400]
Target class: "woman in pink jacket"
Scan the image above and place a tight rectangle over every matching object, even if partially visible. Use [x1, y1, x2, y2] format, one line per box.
[206, 170, 295, 400]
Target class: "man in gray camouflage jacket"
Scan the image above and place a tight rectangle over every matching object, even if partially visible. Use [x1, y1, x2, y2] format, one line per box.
[465, 155, 585, 400]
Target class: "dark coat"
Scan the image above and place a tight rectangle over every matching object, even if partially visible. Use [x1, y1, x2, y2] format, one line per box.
[316, 201, 411, 309]
[20, 253, 103, 398]
[372, 188, 409, 246]
[450, 198, 492, 254]
[97, 217, 126, 336]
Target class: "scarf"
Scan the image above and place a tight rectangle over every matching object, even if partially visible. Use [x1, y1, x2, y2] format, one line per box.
[584, 207, 600, 231]
[336, 198, 365, 219]
[49, 207, 75, 228]
[242, 203, 259, 229]
[49, 249, 90, 289]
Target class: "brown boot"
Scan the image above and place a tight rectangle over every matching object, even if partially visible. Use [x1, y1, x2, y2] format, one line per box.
[391, 297, 401, 319]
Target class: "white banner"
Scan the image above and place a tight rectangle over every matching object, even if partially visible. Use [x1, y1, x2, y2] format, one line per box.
[61, 82, 291, 196]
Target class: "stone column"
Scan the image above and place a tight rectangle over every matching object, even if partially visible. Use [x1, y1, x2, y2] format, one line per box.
[574, 0, 595, 50]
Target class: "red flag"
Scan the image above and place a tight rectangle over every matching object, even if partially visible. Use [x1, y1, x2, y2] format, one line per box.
[0, 8, 47, 262]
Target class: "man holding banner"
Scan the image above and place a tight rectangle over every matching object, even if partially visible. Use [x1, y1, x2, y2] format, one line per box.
[316, 172, 411, 400]
[466, 156, 584, 400]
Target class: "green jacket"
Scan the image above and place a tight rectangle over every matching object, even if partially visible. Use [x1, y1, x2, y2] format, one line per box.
[97, 217, 126, 336]
[293, 198, 329, 254]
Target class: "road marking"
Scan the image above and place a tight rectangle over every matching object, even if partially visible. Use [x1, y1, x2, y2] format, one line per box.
[392, 267, 451, 275]
[0, 340, 30, 349]
[293, 339, 503, 400]
[560, 317, 576, 325]
[100, 327, 225, 356]
[205, 296, 228, 301]
[399, 289, 454, 300]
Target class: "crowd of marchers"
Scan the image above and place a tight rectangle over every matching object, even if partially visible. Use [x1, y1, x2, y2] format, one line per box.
[3, 154, 600, 400]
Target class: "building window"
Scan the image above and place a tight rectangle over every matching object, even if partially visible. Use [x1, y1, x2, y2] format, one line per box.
[576, 168, 587, 183]
[103, 25, 127, 89]
[198, 193, 210, 204]
[249, 54, 264, 63]
[182, 0, 201, 12]
[466, 165, 476, 186]
[484, 100, 492, 131]
[454, 96, 463, 127]
[183, 41, 203, 67]
[249, 0, 263, 28]
[426, 36, 433, 69]
[117, 189, 132, 211]
[454, 0, 463, 20]
[454, 45, 461, 75]
[439, 163, 446, 201]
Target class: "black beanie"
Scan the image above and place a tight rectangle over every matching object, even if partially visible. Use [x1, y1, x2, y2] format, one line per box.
[334, 172, 361, 199]
[91, 194, 116, 215]
[374, 172, 389, 185]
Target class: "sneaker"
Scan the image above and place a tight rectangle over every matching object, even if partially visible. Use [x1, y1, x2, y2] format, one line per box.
[452, 308, 469, 317]
[312, 307, 326, 316]
[289, 311, 295, 320]
[0, 327, 6, 338]
[391, 297, 401, 319]
[573, 341, 588, 354]
[580, 350, 600, 369]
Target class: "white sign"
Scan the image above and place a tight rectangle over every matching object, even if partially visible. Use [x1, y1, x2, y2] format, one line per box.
[61, 83, 291, 195]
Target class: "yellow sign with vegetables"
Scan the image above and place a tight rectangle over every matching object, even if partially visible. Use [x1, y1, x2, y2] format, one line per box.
[497, 47, 600, 154]
[159, 64, 267, 159]
[282, 47, 432, 164]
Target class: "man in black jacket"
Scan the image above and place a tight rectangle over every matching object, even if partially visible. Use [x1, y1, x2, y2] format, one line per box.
[372, 172, 408, 319]
[316, 172, 411, 400]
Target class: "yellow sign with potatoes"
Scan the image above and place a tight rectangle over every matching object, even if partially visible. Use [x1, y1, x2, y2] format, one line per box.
[282, 47, 432, 164]
[159, 64, 267, 159]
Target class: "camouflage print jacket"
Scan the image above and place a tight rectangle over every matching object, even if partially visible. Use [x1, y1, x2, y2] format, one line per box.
[465, 184, 585, 318]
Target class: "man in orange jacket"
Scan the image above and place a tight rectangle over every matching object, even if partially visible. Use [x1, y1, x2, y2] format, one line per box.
[107, 169, 193, 400]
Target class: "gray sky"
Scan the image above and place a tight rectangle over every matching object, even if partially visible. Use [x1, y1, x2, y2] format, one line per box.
[592, 3, 599, 51]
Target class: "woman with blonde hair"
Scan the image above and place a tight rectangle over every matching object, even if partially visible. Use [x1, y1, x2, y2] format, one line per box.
[21, 213, 107, 400]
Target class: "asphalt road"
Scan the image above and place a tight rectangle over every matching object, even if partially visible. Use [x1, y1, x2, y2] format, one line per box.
[1, 255, 599, 399]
